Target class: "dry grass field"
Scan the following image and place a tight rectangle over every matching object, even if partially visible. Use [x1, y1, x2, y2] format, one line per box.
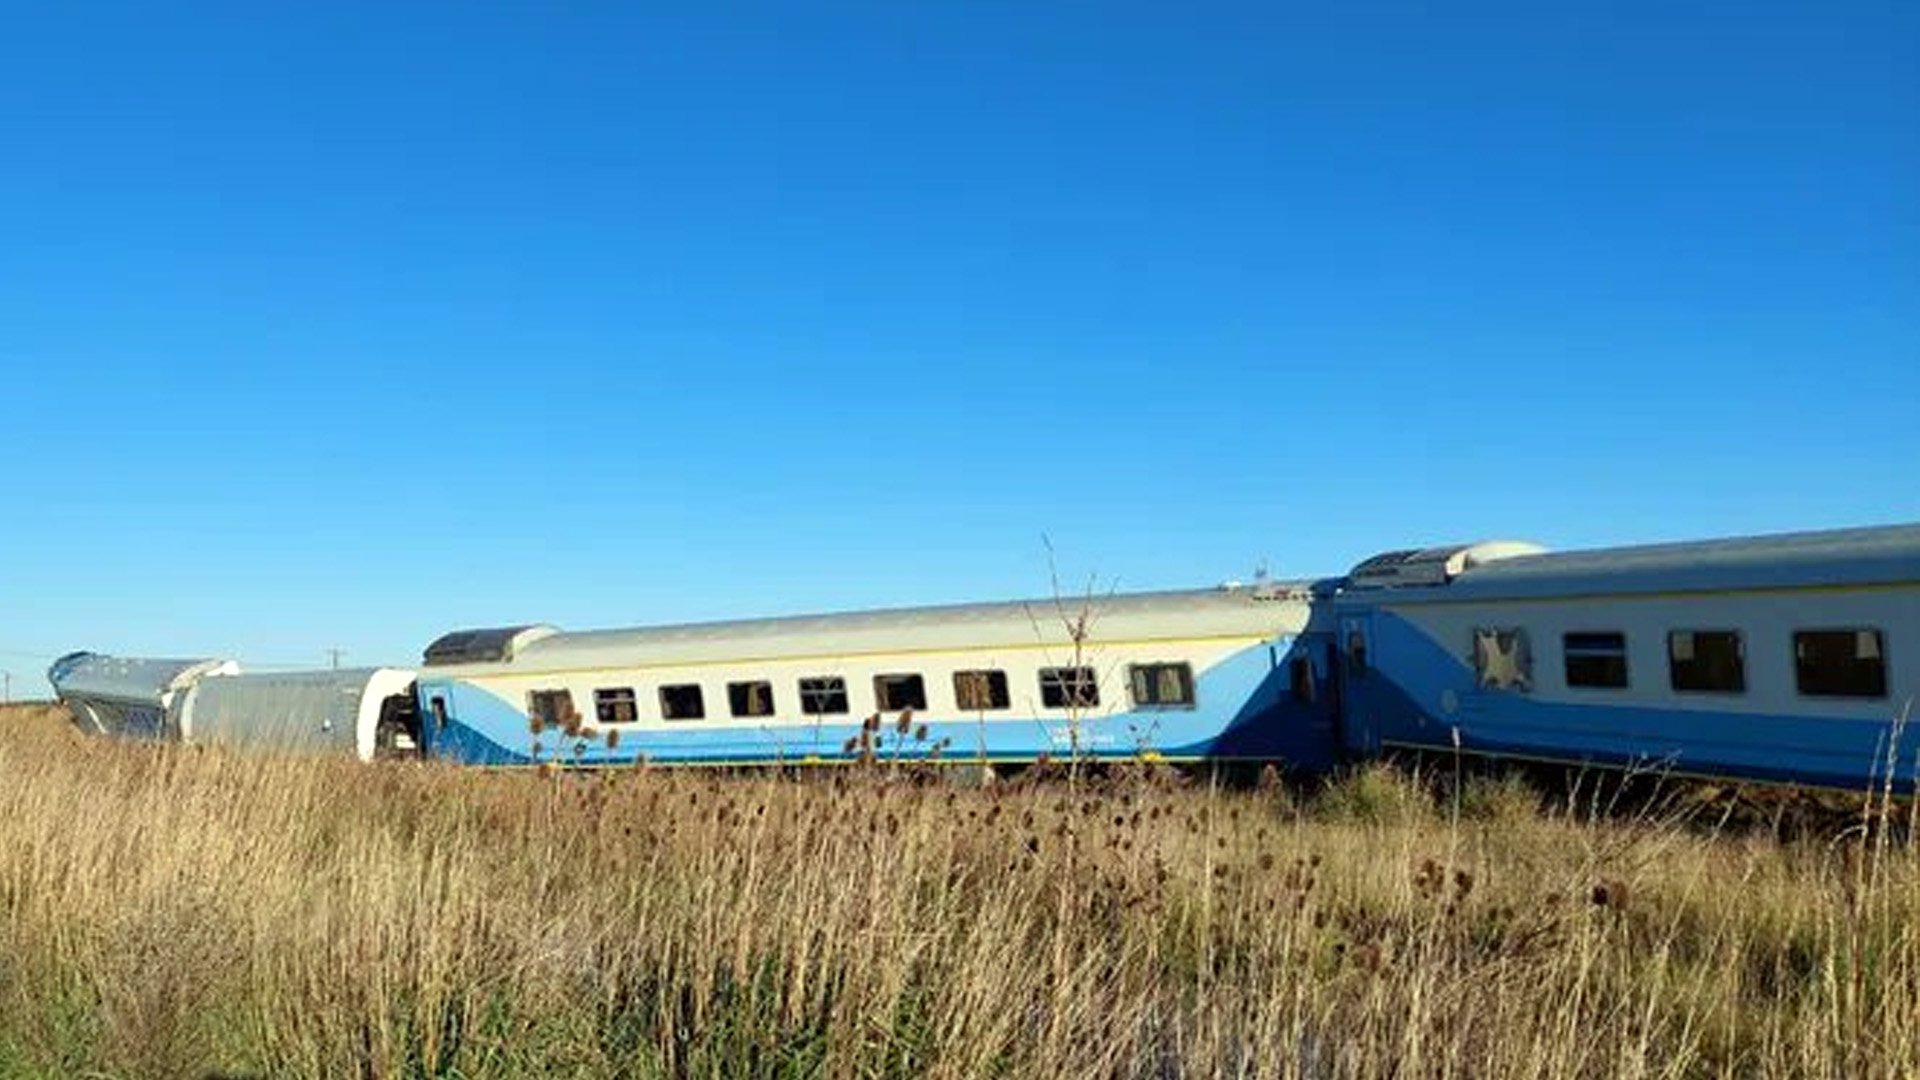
[0, 701, 1915, 1079]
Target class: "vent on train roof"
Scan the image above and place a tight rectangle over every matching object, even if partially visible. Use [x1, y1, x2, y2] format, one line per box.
[1347, 541, 1546, 589]
[422, 625, 559, 666]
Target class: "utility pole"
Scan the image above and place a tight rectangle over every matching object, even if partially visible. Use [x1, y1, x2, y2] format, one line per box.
[326, 648, 345, 671]
[2, 671, 11, 704]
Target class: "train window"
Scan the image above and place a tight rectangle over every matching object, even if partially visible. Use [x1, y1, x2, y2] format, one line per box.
[874, 674, 928, 713]
[527, 690, 575, 730]
[953, 670, 1010, 711]
[1564, 632, 1629, 689]
[1039, 666, 1100, 709]
[1129, 663, 1195, 708]
[728, 680, 777, 718]
[1345, 631, 1368, 677]
[1669, 630, 1745, 693]
[1473, 628, 1533, 691]
[1794, 629, 1887, 698]
[799, 676, 850, 715]
[594, 687, 639, 724]
[658, 684, 705, 721]
[429, 695, 449, 730]
[1289, 656, 1316, 703]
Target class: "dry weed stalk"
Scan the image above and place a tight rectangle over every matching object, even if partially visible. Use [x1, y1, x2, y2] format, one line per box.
[0, 702, 1914, 1078]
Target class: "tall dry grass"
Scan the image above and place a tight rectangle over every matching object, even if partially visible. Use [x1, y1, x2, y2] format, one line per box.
[0, 701, 1915, 1079]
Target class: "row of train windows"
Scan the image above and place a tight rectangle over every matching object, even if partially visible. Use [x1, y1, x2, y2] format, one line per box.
[530, 662, 1197, 726]
[1466, 626, 1889, 698]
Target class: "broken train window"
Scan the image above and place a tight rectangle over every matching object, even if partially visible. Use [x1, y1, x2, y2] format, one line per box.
[1472, 627, 1533, 691]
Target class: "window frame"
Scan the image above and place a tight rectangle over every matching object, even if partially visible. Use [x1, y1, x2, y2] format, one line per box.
[1667, 629, 1747, 694]
[657, 683, 706, 721]
[952, 669, 1011, 712]
[727, 680, 777, 718]
[1793, 627, 1889, 699]
[1127, 662, 1196, 710]
[1471, 626, 1534, 692]
[593, 686, 640, 725]
[1289, 655, 1316, 704]
[798, 676, 850, 716]
[527, 689, 576, 729]
[1345, 630, 1368, 677]
[1562, 631, 1630, 690]
[873, 673, 928, 713]
[1038, 666, 1100, 710]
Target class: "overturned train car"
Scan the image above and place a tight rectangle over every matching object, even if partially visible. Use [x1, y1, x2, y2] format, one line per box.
[47, 652, 240, 740]
[48, 658, 421, 762]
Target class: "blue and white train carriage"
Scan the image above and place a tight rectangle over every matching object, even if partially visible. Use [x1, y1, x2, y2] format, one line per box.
[1326, 524, 1919, 790]
[414, 581, 1331, 768]
[45, 521, 1920, 791]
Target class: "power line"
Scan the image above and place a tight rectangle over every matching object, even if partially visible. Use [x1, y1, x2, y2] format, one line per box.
[0, 647, 61, 660]
[0, 646, 389, 674]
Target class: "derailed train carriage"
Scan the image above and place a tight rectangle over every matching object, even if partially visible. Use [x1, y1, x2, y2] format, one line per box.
[49, 656, 420, 762]
[1324, 524, 1919, 791]
[48, 652, 241, 740]
[48, 522, 1920, 790]
[173, 667, 423, 760]
[411, 580, 1328, 768]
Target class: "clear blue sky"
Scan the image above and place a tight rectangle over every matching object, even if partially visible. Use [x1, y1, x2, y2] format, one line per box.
[2, 1, 1915, 692]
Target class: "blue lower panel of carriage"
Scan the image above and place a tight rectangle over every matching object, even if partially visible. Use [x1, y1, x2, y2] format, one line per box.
[1344, 611, 1914, 793]
[418, 641, 1339, 771]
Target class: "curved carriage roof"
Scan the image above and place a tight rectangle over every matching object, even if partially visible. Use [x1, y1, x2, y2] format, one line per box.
[1357, 523, 1920, 604]
[422, 625, 557, 666]
[174, 666, 417, 762]
[426, 583, 1313, 674]
[46, 653, 240, 706]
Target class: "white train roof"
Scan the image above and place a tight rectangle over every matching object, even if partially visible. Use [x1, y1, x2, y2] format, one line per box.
[1347, 522, 1920, 603]
[424, 582, 1314, 674]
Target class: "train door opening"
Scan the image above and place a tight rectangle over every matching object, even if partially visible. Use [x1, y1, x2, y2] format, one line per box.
[1291, 631, 1345, 763]
[416, 686, 454, 758]
[374, 689, 424, 759]
[1336, 613, 1378, 755]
